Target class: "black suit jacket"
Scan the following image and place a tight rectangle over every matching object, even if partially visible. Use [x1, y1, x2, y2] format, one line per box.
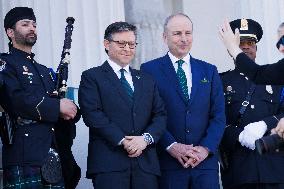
[78, 61, 166, 178]
[236, 52, 284, 85]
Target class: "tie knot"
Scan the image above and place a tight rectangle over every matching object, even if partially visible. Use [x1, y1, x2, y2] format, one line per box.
[176, 59, 185, 67]
[120, 68, 126, 76]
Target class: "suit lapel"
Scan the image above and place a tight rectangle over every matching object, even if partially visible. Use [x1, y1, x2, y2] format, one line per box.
[101, 61, 133, 106]
[159, 54, 189, 105]
[188, 57, 202, 107]
[131, 68, 143, 104]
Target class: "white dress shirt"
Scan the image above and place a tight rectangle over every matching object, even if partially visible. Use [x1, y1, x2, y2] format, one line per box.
[168, 51, 192, 98]
[107, 58, 134, 91]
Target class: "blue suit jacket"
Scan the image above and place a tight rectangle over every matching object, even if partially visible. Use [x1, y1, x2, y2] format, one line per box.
[141, 54, 225, 170]
[78, 61, 166, 178]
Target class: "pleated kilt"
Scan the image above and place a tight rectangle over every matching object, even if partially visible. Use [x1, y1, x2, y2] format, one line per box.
[3, 165, 65, 189]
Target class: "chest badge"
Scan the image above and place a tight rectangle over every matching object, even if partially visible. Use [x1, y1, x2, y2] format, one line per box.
[225, 85, 235, 105]
[22, 65, 34, 83]
[266, 85, 273, 94]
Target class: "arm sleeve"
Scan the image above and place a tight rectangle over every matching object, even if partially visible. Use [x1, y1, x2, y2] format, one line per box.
[78, 71, 125, 146]
[3, 61, 60, 122]
[199, 66, 226, 154]
[236, 53, 284, 85]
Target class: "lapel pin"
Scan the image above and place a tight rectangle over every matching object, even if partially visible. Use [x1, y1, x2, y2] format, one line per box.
[136, 75, 140, 79]
[201, 77, 209, 83]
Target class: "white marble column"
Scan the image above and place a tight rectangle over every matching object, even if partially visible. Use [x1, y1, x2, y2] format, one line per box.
[124, 0, 173, 69]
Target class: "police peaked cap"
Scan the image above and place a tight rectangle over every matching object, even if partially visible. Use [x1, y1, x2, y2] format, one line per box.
[4, 7, 36, 30]
[230, 18, 263, 42]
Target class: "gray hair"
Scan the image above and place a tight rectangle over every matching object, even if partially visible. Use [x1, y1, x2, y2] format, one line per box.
[163, 13, 193, 33]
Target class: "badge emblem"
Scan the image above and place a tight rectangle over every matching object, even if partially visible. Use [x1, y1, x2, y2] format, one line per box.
[265, 85, 273, 94]
[240, 19, 248, 31]
[0, 59, 6, 71]
[23, 66, 29, 72]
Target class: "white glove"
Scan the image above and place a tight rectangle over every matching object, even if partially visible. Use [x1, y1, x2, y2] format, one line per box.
[239, 121, 267, 150]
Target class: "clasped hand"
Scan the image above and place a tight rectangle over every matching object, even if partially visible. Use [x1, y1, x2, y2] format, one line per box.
[122, 136, 147, 158]
[168, 143, 209, 168]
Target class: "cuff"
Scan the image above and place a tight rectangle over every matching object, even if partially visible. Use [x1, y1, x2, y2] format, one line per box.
[166, 142, 177, 151]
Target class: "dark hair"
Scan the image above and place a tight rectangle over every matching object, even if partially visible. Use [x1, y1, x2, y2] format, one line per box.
[163, 13, 193, 33]
[7, 24, 16, 52]
[104, 22, 137, 54]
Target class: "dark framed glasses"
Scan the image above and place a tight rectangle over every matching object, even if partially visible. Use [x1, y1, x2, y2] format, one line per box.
[109, 40, 138, 49]
[276, 35, 284, 49]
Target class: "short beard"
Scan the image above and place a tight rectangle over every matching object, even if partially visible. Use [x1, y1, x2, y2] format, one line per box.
[14, 29, 37, 47]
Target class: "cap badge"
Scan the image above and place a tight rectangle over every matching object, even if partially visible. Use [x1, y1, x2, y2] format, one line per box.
[240, 19, 248, 31]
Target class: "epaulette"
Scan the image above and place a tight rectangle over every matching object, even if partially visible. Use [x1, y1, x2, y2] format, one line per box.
[219, 70, 232, 76]
[0, 52, 9, 57]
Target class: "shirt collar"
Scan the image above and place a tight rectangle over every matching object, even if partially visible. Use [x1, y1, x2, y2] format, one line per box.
[168, 51, 191, 65]
[107, 58, 130, 73]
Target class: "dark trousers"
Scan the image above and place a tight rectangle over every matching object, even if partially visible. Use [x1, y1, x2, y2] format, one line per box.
[226, 183, 284, 189]
[92, 159, 158, 189]
[159, 168, 220, 189]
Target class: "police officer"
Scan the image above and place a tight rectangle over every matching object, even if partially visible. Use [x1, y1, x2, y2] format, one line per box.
[0, 7, 78, 188]
[220, 19, 284, 189]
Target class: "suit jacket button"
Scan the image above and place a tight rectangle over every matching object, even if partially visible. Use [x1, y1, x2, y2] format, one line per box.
[186, 129, 190, 133]
[186, 110, 190, 114]
[131, 130, 135, 133]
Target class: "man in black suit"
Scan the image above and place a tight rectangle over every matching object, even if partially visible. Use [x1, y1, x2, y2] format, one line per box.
[78, 21, 166, 189]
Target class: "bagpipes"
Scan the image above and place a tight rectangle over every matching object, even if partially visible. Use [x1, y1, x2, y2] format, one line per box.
[41, 17, 81, 185]
[0, 107, 15, 145]
[53, 17, 75, 98]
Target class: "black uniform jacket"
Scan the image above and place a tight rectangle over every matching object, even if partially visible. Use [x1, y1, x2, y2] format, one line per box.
[220, 67, 284, 188]
[0, 47, 60, 167]
[236, 52, 284, 85]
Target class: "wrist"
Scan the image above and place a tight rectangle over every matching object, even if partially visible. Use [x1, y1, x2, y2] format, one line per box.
[142, 133, 153, 145]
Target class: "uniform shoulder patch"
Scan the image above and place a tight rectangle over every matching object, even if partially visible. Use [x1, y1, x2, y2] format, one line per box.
[219, 69, 233, 76]
[0, 58, 6, 71]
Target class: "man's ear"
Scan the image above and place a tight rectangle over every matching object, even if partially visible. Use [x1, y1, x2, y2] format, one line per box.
[6, 28, 14, 39]
[163, 32, 168, 44]
[104, 39, 110, 51]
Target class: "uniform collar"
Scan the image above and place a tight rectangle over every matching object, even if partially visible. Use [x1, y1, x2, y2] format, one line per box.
[10, 47, 35, 60]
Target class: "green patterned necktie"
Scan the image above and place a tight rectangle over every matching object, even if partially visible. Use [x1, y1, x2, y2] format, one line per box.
[120, 69, 134, 100]
[176, 59, 189, 101]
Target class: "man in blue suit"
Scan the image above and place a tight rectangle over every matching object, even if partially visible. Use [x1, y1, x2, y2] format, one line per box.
[79, 22, 166, 189]
[141, 13, 225, 189]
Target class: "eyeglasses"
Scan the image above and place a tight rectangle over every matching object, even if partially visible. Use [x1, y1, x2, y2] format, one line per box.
[109, 40, 138, 49]
[276, 35, 284, 49]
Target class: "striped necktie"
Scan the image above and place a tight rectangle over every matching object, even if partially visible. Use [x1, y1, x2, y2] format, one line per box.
[120, 69, 134, 100]
[176, 59, 189, 101]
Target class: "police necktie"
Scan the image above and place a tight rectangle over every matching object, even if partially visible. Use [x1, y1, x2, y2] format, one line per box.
[120, 69, 134, 100]
[176, 59, 189, 101]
